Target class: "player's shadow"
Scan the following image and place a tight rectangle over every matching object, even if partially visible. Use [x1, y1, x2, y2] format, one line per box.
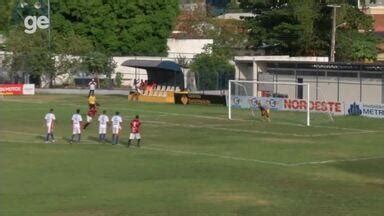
[36, 135, 45, 141]
[87, 136, 108, 144]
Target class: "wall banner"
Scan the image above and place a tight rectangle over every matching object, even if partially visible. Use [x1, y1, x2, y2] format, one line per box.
[231, 96, 284, 110]
[348, 102, 384, 119]
[230, 96, 344, 115]
[284, 99, 344, 115]
[0, 84, 35, 95]
[175, 93, 226, 105]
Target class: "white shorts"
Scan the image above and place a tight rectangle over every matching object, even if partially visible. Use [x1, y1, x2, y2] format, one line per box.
[129, 133, 141, 139]
[73, 125, 81, 134]
[99, 126, 107, 134]
[46, 124, 53, 133]
[112, 125, 121, 134]
[87, 115, 92, 123]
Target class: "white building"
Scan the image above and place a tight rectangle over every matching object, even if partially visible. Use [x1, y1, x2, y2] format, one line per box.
[113, 38, 213, 88]
[234, 56, 384, 104]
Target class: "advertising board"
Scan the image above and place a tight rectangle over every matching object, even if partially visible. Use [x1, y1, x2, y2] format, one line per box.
[348, 102, 384, 119]
[230, 96, 344, 115]
[0, 84, 35, 95]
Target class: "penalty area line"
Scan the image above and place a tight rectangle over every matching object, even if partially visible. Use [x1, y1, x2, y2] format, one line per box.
[142, 120, 376, 138]
[143, 145, 384, 167]
[141, 145, 291, 167]
[290, 155, 384, 166]
[1, 99, 377, 133]
[1, 138, 383, 167]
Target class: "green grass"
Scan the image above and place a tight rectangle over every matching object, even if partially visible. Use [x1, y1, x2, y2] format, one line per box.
[0, 94, 383, 216]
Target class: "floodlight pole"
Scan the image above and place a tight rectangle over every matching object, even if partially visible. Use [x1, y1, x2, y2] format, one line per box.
[48, 0, 51, 50]
[306, 83, 310, 126]
[328, 5, 340, 62]
[228, 80, 232, 119]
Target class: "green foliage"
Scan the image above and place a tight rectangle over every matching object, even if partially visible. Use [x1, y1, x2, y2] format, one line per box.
[1, 0, 178, 55]
[206, 19, 249, 59]
[114, 72, 123, 87]
[240, 0, 380, 61]
[50, 0, 179, 56]
[3, 29, 55, 86]
[175, 7, 248, 59]
[241, 0, 328, 55]
[3, 28, 94, 86]
[81, 51, 116, 79]
[190, 52, 234, 90]
[337, 30, 378, 62]
[336, 4, 379, 61]
[0, 0, 15, 32]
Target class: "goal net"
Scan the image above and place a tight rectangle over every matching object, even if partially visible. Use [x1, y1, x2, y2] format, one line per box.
[228, 80, 335, 126]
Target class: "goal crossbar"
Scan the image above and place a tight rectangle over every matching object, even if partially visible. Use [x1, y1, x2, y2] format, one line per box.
[228, 80, 311, 126]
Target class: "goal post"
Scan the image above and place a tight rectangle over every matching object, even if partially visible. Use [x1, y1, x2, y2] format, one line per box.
[228, 80, 311, 126]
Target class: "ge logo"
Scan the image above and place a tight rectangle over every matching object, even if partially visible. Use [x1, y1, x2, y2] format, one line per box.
[24, 15, 50, 34]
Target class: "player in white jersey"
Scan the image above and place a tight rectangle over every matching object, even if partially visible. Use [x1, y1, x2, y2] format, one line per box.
[70, 109, 83, 144]
[111, 111, 123, 145]
[44, 108, 56, 143]
[98, 110, 109, 142]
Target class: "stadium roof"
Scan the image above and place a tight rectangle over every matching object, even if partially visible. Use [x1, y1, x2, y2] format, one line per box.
[121, 60, 182, 72]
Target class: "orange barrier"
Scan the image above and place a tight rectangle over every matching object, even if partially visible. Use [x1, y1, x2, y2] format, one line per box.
[128, 91, 175, 104]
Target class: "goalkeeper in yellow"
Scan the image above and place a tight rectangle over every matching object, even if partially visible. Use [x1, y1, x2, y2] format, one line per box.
[258, 101, 271, 122]
[88, 92, 99, 109]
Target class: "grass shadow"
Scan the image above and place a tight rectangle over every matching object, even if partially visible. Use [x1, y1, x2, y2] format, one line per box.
[331, 158, 384, 179]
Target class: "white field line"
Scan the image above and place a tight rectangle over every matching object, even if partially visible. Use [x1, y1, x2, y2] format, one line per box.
[142, 120, 376, 138]
[142, 146, 291, 166]
[1, 130, 383, 167]
[1, 98, 378, 134]
[0, 139, 103, 145]
[0, 98, 45, 104]
[289, 155, 384, 166]
[2, 116, 374, 141]
[3, 138, 384, 167]
[0, 138, 291, 166]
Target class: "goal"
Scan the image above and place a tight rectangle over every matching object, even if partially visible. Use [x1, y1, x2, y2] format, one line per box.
[228, 80, 311, 126]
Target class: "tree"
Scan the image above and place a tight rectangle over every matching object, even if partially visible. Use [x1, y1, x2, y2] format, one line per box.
[240, 0, 380, 61]
[81, 51, 117, 88]
[190, 52, 234, 90]
[0, 0, 15, 32]
[2, 0, 179, 55]
[53, 32, 94, 85]
[3, 29, 54, 86]
[50, 0, 179, 56]
[335, 4, 379, 61]
[3, 28, 93, 86]
[241, 0, 328, 56]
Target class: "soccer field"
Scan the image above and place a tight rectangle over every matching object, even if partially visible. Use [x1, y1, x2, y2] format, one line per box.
[1, 94, 383, 216]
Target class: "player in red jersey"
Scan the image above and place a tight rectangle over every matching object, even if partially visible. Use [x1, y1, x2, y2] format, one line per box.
[127, 115, 141, 147]
[83, 106, 98, 130]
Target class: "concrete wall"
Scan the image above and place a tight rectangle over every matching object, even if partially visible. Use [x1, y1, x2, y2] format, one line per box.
[260, 74, 383, 104]
[234, 57, 383, 104]
[217, 13, 255, 20]
[167, 38, 213, 59]
[36, 88, 130, 95]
